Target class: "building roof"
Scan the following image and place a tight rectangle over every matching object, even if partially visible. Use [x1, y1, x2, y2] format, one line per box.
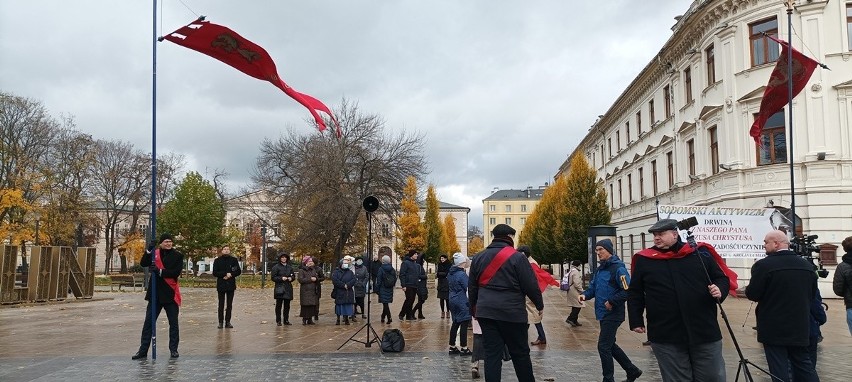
[483, 188, 545, 201]
[418, 200, 471, 212]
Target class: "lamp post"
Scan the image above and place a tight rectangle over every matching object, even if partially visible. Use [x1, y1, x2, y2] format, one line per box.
[260, 223, 267, 289]
[33, 213, 41, 246]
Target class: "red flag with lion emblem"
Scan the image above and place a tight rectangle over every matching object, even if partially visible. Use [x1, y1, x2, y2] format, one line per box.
[161, 18, 340, 137]
[748, 35, 818, 145]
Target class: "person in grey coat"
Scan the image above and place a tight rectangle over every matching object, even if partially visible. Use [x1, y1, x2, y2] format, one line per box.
[353, 256, 369, 319]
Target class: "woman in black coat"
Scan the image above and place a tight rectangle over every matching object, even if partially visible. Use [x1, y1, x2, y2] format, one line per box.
[436, 254, 451, 319]
[212, 246, 241, 328]
[353, 256, 369, 319]
[270, 253, 296, 326]
[331, 256, 357, 325]
[412, 255, 429, 320]
[375, 255, 396, 324]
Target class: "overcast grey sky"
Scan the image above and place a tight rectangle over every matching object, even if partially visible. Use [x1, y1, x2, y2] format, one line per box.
[0, 0, 689, 229]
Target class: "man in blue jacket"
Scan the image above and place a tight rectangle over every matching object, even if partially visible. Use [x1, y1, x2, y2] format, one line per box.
[580, 239, 642, 382]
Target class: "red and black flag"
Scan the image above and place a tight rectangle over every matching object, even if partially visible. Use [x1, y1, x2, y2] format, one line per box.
[161, 18, 340, 137]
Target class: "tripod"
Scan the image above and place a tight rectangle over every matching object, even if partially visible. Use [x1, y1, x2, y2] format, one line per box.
[338, 196, 381, 350]
[683, 229, 778, 382]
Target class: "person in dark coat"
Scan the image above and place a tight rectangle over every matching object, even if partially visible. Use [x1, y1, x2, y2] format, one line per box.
[132, 233, 184, 360]
[436, 254, 451, 319]
[331, 256, 357, 325]
[212, 245, 241, 329]
[398, 250, 421, 321]
[271, 253, 296, 326]
[746, 230, 819, 381]
[297, 256, 320, 325]
[468, 224, 542, 382]
[448, 252, 472, 355]
[579, 239, 642, 382]
[376, 255, 396, 324]
[832, 236, 852, 335]
[628, 219, 731, 382]
[313, 261, 326, 322]
[353, 256, 369, 319]
[413, 253, 429, 319]
[370, 252, 383, 294]
[808, 288, 827, 372]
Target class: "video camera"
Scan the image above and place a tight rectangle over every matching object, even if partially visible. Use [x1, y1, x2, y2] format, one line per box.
[790, 234, 830, 278]
[676, 216, 699, 231]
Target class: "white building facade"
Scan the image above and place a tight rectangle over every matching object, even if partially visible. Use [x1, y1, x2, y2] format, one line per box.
[557, 0, 852, 293]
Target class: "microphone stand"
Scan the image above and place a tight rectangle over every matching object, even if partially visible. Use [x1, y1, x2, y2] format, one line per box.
[684, 229, 777, 382]
[338, 208, 380, 350]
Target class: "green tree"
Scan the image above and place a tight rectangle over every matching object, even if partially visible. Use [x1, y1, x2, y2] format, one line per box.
[422, 184, 444, 263]
[395, 176, 424, 256]
[157, 172, 226, 261]
[442, 215, 461, 255]
[520, 179, 565, 266]
[559, 154, 611, 265]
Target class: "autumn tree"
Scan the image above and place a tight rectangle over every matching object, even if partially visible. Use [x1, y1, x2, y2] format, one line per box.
[395, 176, 425, 257]
[519, 178, 565, 266]
[421, 184, 444, 263]
[442, 215, 460, 255]
[467, 235, 484, 256]
[559, 154, 611, 265]
[157, 172, 226, 261]
[253, 100, 427, 263]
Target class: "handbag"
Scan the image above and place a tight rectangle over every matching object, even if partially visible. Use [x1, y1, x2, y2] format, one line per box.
[274, 283, 285, 296]
[560, 282, 571, 291]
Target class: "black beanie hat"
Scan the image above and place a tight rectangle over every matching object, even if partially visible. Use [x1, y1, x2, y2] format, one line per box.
[595, 239, 615, 256]
[517, 245, 531, 256]
[491, 224, 516, 236]
[159, 233, 174, 243]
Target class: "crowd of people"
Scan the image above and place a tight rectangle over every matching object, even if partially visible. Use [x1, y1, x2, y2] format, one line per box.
[129, 223, 845, 382]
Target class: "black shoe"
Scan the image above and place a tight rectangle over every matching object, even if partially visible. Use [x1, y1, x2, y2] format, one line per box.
[625, 368, 643, 381]
[170, 350, 179, 359]
[283, 321, 291, 326]
[417, 315, 426, 320]
[217, 322, 224, 329]
[131, 352, 147, 360]
[343, 317, 350, 325]
[386, 318, 392, 324]
[406, 317, 417, 321]
[459, 347, 472, 356]
[277, 322, 282, 326]
[642, 340, 651, 346]
[380, 317, 385, 323]
[398, 314, 404, 320]
[225, 322, 233, 329]
[448, 346, 460, 355]
[336, 317, 341, 325]
[362, 314, 367, 319]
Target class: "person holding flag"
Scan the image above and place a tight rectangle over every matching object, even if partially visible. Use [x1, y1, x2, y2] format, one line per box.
[132, 233, 184, 360]
[517, 245, 559, 346]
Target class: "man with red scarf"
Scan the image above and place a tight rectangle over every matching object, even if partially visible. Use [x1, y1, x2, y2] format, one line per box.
[627, 219, 730, 382]
[132, 233, 184, 360]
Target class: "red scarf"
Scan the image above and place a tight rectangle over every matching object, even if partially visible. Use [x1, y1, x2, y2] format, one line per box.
[634, 242, 738, 296]
[155, 249, 182, 306]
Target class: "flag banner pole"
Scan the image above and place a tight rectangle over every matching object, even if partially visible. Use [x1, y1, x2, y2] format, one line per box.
[786, 1, 796, 226]
[150, 0, 159, 360]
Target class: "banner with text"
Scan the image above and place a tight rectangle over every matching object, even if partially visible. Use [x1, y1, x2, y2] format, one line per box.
[658, 205, 776, 259]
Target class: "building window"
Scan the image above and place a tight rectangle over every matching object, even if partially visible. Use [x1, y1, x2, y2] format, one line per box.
[638, 167, 644, 199]
[381, 223, 391, 237]
[505, 205, 512, 213]
[848, 4, 852, 51]
[651, 160, 658, 195]
[636, 111, 642, 135]
[666, 151, 674, 189]
[489, 217, 496, 225]
[706, 44, 716, 84]
[608, 138, 613, 158]
[756, 111, 787, 165]
[609, 184, 614, 207]
[520, 217, 526, 225]
[687, 139, 696, 178]
[626, 122, 631, 143]
[505, 218, 512, 225]
[618, 179, 623, 205]
[600, 144, 605, 164]
[641, 232, 647, 248]
[629, 234, 634, 257]
[750, 18, 779, 66]
[709, 126, 719, 174]
[684, 67, 693, 103]
[627, 174, 633, 202]
[521, 204, 527, 212]
[616, 131, 621, 151]
[489, 204, 495, 212]
[649, 99, 655, 124]
[663, 85, 672, 117]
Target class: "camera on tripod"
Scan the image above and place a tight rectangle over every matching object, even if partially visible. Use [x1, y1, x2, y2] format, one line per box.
[676, 216, 699, 231]
[790, 234, 829, 278]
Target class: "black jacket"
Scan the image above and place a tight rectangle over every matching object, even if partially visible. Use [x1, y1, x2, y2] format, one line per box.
[399, 256, 421, 287]
[833, 252, 852, 308]
[746, 249, 817, 347]
[212, 255, 241, 292]
[141, 247, 184, 305]
[468, 242, 543, 323]
[271, 262, 296, 300]
[627, 241, 729, 345]
[436, 261, 451, 299]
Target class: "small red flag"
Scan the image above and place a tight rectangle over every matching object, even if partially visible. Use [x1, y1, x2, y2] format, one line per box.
[749, 36, 818, 144]
[162, 18, 340, 137]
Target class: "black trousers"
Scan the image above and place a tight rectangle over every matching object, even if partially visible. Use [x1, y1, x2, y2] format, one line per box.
[355, 296, 365, 315]
[381, 303, 391, 320]
[413, 293, 427, 317]
[139, 302, 180, 353]
[479, 317, 534, 382]
[399, 287, 417, 318]
[568, 307, 581, 321]
[450, 319, 471, 347]
[217, 290, 234, 323]
[275, 298, 291, 323]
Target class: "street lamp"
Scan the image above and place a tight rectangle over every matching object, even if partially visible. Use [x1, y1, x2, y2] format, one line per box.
[33, 211, 41, 246]
[260, 223, 267, 289]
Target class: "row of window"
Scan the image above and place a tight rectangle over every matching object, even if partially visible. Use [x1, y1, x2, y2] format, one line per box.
[487, 204, 528, 213]
[487, 217, 527, 226]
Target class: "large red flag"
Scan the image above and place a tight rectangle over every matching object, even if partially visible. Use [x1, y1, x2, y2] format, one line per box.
[749, 36, 818, 144]
[161, 18, 340, 137]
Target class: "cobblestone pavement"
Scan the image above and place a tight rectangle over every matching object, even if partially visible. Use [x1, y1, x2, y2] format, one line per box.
[1, 285, 850, 381]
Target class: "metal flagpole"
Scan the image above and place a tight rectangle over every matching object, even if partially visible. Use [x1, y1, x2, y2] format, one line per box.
[150, 0, 159, 361]
[785, 0, 796, 227]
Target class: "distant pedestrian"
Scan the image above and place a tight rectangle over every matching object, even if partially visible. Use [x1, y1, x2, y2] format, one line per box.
[413, 254, 429, 319]
[353, 256, 369, 319]
[376, 255, 397, 324]
[271, 253, 295, 326]
[437, 254, 451, 319]
[212, 245, 241, 329]
[562, 260, 585, 327]
[469, 224, 542, 382]
[833, 236, 852, 335]
[313, 261, 326, 322]
[398, 250, 421, 321]
[297, 256, 321, 325]
[132, 233, 184, 360]
[332, 256, 357, 325]
[448, 252, 473, 356]
[808, 288, 826, 371]
[579, 239, 642, 382]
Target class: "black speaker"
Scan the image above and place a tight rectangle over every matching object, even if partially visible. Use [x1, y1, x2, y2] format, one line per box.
[362, 196, 379, 212]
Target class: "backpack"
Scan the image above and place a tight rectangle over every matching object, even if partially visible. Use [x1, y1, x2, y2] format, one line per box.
[380, 328, 405, 353]
[382, 269, 397, 288]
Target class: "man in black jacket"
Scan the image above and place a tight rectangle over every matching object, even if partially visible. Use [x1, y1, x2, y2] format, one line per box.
[398, 250, 422, 321]
[133, 233, 184, 360]
[746, 230, 819, 381]
[833, 236, 852, 335]
[469, 224, 542, 382]
[627, 219, 729, 382]
[212, 245, 241, 328]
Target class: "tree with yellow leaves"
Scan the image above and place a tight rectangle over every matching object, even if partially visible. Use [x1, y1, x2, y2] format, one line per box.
[395, 176, 424, 257]
[467, 235, 484, 256]
[442, 215, 461, 255]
